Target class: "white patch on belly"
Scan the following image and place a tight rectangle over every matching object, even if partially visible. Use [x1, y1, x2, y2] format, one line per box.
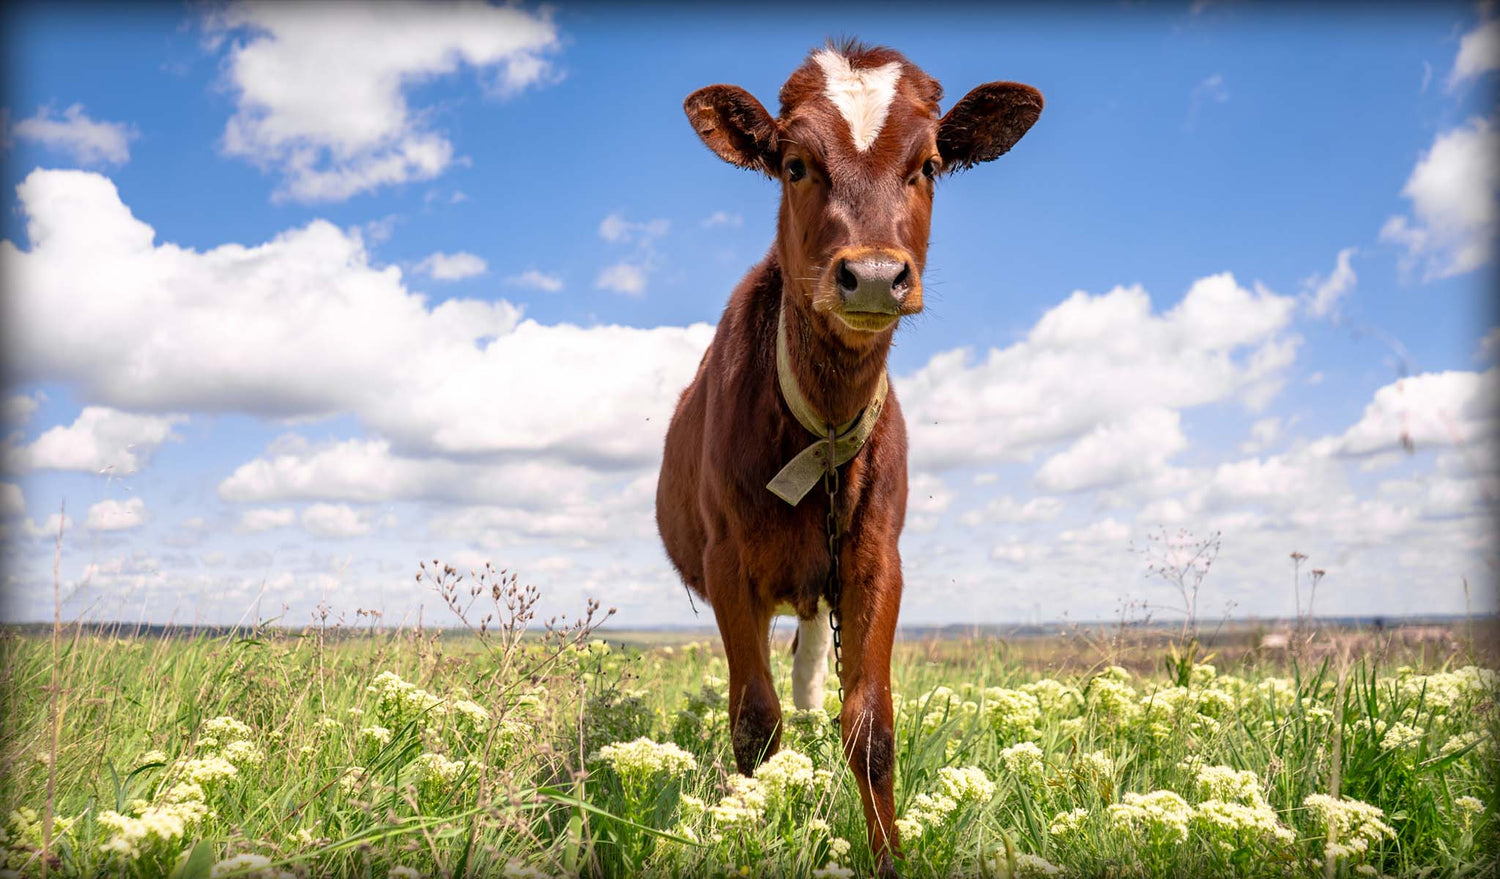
[813, 50, 902, 152]
[792, 611, 833, 710]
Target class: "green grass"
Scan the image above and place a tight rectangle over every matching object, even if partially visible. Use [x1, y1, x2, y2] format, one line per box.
[1, 593, 1496, 878]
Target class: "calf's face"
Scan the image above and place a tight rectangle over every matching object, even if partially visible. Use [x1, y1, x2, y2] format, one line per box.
[685, 44, 1042, 345]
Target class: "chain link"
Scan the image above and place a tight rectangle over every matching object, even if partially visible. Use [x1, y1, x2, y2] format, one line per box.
[823, 426, 844, 703]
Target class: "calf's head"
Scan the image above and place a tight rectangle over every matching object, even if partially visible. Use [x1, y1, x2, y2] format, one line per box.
[686, 41, 1042, 345]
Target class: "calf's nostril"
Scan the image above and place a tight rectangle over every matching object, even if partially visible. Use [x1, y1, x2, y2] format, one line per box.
[891, 263, 911, 293]
[836, 262, 859, 294]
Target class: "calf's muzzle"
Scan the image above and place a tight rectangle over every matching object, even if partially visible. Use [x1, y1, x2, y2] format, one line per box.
[833, 247, 918, 316]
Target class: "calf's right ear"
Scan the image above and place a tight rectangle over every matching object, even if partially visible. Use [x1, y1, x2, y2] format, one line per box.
[684, 85, 779, 176]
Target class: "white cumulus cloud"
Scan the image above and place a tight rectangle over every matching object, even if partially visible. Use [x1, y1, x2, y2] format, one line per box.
[1330, 369, 1497, 458]
[959, 495, 1064, 527]
[12, 104, 136, 165]
[1380, 117, 1498, 279]
[238, 507, 296, 533]
[85, 497, 147, 531]
[1303, 246, 1357, 319]
[416, 251, 487, 280]
[702, 211, 743, 228]
[19, 512, 73, 541]
[205, 1, 561, 201]
[599, 213, 668, 244]
[300, 503, 373, 538]
[1449, 17, 1500, 89]
[4, 406, 184, 475]
[1, 170, 714, 468]
[505, 269, 563, 292]
[899, 273, 1298, 472]
[595, 262, 648, 296]
[1035, 408, 1187, 493]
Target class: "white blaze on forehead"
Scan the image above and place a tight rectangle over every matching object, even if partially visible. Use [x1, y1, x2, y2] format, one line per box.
[813, 50, 902, 152]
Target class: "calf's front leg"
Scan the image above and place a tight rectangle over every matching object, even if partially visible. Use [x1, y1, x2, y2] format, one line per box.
[837, 556, 903, 876]
[705, 538, 780, 774]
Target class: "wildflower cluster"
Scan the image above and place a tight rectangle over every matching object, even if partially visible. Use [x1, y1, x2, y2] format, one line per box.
[753, 748, 833, 807]
[705, 775, 767, 830]
[1000, 741, 1046, 785]
[97, 783, 212, 865]
[895, 765, 994, 840]
[366, 671, 454, 725]
[209, 852, 295, 878]
[593, 737, 697, 795]
[1108, 790, 1195, 846]
[1302, 794, 1397, 863]
[2, 809, 77, 873]
[981, 687, 1042, 741]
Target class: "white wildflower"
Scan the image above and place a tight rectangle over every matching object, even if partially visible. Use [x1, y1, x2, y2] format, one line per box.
[98, 797, 208, 861]
[1075, 750, 1115, 780]
[593, 738, 697, 789]
[708, 776, 766, 828]
[1001, 742, 1046, 785]
[358, 727, 393, 746]
[1440, 730, 1492, 759]
[367, 671, 447, 720]
[1088, 674, 1141, 724]
[1108, 790, 1194, 845]
[451, 699, 490, 728]
[1456, 795, 1485, 816]
[754, 749, 828, 803]
[937, 766, 996, 804]
[1049, 808, 1089, 838]
[175, 756, 239, 786]
[1302, 794, 1396, 861]
[1379, 722, 1425, 752]
[1193, 798, 1296, 847]
[981, 687, 1042, 741]
[210, 853, 293, 878]
[1011, 852, 1064, 877]
[1195, 766, 1266, 806]
[1020, 679, 1085, 715]
[202, 716, 253, 743]
[220, 740, 265, 768]
[411, 752, 467, 787]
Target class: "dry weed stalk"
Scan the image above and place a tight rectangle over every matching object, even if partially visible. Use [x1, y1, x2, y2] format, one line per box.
[1134, 527, 1221, 644]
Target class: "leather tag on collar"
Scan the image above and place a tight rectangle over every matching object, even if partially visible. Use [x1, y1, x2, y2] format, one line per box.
[767, 307, 889, 505]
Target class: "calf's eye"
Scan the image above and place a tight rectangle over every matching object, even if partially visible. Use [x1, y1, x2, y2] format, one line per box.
[786, 158, 807, 182]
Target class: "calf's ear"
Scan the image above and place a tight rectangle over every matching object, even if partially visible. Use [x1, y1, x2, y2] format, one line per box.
[937, 82, 1043, 173]
[684, 85, 779, 176]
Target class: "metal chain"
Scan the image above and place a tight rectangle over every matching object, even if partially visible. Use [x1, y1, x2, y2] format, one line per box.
[823, 426, 844, 703]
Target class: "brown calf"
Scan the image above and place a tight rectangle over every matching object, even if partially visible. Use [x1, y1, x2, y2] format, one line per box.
[656, 40, 1041, 874]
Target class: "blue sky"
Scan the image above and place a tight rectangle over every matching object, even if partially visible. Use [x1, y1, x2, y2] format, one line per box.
[1, 2, 1496, 629]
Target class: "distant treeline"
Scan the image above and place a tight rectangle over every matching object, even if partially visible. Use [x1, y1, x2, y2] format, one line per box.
[0, 614, 1494, 641]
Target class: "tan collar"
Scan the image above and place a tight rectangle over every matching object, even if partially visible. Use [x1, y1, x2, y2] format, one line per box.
[766, 305, 889, 505]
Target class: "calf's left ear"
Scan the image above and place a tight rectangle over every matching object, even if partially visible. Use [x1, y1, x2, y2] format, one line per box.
[937, 82, 1043, 173]
[684, 85, 779, 176]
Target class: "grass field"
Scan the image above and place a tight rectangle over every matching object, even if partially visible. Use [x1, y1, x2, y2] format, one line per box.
[1, 569, 1497, 878]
